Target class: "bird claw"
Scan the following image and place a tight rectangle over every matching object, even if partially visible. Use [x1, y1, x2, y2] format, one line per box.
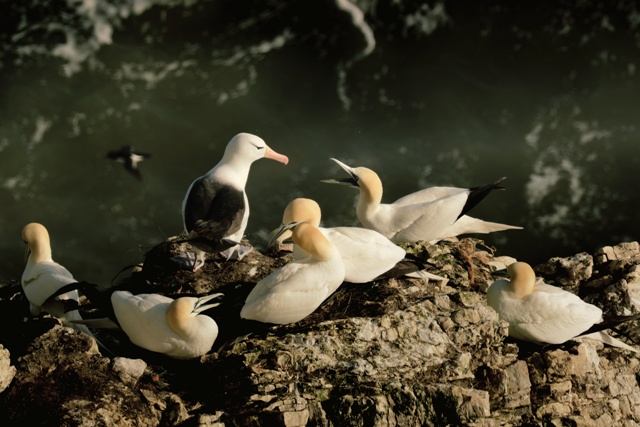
[220, 244, 253, 261]
[171, 252, 206, 272]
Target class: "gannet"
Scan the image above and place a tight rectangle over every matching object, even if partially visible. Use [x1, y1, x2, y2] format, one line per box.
[241, 222, 345, 324]
[268, 198, 407, 283]
[174, 133, 289, 271]
[107, 145, 151, 181]
[323, 158, 522, 244]
[111, 291, 224, 359]
[21, 223, 94, 338]
[487, 261, 640, 352]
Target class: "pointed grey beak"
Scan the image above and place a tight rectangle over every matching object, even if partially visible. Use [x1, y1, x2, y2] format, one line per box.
[320, 158, 360, 187]
[269, 221, 301, 248]
[193, 292, 224, 314]
[491, 268, 509, 278]
[267, 223, 294, 249]
[23, 243, 31, 265]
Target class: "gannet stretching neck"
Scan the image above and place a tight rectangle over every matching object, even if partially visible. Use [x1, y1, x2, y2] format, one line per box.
[241, 222, 345, 324]
[111, 291, 224, 359]
[323, 158, 521, 244]
[175, 133, 289, 271]
[21, 223, 94, 338]
[268, 198, 406, 283]
[487, 262, 639, 352]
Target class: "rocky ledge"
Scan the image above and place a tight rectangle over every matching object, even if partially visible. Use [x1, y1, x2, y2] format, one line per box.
[1, 237, 640, 426]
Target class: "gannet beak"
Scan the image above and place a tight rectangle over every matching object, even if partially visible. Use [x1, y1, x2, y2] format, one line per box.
[267, 223, 294, 249]
[269, 221, 301, 246]
[23, 242, 31, 265]
[491, 268, 509, 278]
[320, 158, 359, 187]
[193, 293, 224, 314]
[264, 146, 289, 165]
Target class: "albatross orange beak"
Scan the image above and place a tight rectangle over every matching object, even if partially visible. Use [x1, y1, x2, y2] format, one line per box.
[265, 146, 289, 165]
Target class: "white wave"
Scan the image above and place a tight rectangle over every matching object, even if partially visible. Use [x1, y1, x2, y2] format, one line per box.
[30, 117, 53, 149]
[335, 0, 376, 111]
[404, 2, 450, 36]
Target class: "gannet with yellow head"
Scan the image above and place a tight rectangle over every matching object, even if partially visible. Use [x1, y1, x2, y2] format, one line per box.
[268, 198, 407, 283]
[21, 223, 92, 325]
[241, 222, 345, 324]
[323, 158, 521, 244]
[111, 291, 224, 359]
[487, 261, 639, 352]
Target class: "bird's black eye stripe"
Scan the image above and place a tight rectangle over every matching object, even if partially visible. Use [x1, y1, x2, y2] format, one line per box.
[256, 146, 264, 150]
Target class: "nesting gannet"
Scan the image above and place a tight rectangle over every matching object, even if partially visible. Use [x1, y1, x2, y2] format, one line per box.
[110, 291, 223, 359]
[323, 158, 522, 244]
[107, 145, 151, 180]
[487, 261, 639, 352]
[241, 222, 345, 324]
[174, 133, 289, 271]
[21, 223, 94, 337]
[268, 198, 407, 283]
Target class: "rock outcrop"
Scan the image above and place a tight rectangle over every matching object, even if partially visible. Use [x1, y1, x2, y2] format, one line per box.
[0, 238, 639, 426]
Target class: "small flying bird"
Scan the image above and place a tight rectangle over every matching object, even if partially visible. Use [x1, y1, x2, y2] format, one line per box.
[107, 145, 151, 180]
[241, 222, 345, 324]
[173, 133, 289, 271]
[487, 261, 640, 352]
[322, 158, 522, 244]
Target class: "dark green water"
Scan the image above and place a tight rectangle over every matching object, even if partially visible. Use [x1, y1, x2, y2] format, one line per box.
[1, 0, 639, 284]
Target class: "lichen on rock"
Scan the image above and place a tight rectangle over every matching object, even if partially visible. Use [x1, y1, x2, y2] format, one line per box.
[0, 237, 639, 426]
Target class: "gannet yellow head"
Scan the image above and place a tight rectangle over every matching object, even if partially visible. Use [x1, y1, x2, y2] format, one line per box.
[21, 222, 53, 264]
[322, 158, 383, 205]
[506, 262, 537, 298]
[268, 198, 322, 248]
[291, 222, 335, 262]
[166, 293, 222, 338]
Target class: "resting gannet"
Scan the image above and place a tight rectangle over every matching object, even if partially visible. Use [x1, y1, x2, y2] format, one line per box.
[174, 133, 289, 271]
[111, 291, 224, 359]
[487, 261, 640, 352]
[268, 197, 407, 283]
[323, 158, 521, 244]
[21, 223, 94, 338]
[241, 222, 345, 324]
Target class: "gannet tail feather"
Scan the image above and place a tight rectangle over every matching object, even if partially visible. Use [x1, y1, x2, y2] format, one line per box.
[458, 177, 507, 220]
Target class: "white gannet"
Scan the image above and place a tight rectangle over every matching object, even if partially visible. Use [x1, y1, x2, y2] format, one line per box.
[106, 145, 151, 181]
[323, 158, 522, 244]
[111, 291, 224, 359]
[487, 261, 639, 352]
[268, 197, 407, 283]
[21, 223, 94, 337]
[241, 222, 345, 324]
[174, 133, 289, 271]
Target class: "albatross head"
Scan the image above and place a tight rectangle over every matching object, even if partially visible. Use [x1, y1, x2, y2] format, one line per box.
[21, 222, 52, 264]
[268, 198, 322, 248]
[223, 133, 289, 166]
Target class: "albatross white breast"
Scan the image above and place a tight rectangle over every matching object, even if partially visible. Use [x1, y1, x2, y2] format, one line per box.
[323, 158, 522, 244]
[268, 197, 406, 283]
[175, 132, 288, 271]
[241, 222, 345, 324]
